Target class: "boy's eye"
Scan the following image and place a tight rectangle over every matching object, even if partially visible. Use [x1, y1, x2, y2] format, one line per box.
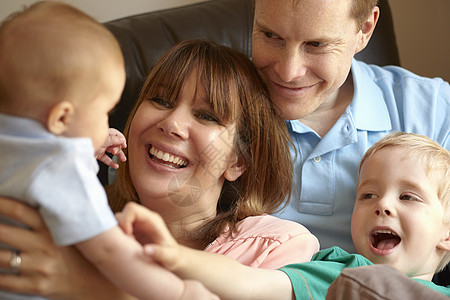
[360, 193, 378, 200]
[399, 194, 420, 202]
[149, 97, 171, 109]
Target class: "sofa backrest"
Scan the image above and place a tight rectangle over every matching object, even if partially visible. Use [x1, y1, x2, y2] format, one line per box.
[100, 0, 399, 184]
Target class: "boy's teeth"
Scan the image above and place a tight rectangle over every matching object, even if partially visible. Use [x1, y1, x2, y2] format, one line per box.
[149, 146, 187, 167]
[375, 230, 395, 235]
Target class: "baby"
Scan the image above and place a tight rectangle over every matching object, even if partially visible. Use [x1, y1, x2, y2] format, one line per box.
[0, 2, 215, 299]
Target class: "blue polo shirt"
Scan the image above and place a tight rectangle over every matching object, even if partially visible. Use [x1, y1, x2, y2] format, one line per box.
[274, 59, 450, 252]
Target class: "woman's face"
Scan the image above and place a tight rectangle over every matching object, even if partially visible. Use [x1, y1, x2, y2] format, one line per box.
[127, 70, 243, 214]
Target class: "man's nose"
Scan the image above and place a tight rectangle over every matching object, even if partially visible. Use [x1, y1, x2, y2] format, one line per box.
[274, 47, 307, 82]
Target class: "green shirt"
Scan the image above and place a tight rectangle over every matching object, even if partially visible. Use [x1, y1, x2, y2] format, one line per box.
[279, 246, 450, 299]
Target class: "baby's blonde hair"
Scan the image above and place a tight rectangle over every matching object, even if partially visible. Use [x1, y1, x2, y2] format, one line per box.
[359, 132, 450, 272]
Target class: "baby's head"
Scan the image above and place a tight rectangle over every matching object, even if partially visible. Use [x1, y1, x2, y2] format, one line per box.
[351, 132, 450, 280]
[0, 1, 125, 149]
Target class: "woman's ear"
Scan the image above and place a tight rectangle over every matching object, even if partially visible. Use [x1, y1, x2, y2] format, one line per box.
[224, 157, 246, 182]
[47, 101, 75, 135]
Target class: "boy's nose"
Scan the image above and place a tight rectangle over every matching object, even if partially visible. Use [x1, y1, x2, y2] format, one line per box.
[374, 196, 395, 217]
[375, 208, 391, 216]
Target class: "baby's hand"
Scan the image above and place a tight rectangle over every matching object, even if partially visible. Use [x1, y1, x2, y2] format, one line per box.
[95, 128, 127, 169]
[116, 202, 181, 271]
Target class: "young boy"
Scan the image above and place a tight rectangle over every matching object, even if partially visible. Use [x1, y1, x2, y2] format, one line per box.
[118, 132, 450, 298]
[0, 2, 215, 299]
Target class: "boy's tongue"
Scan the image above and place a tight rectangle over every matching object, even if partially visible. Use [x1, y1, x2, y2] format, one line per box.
[376, 238, 398, 250]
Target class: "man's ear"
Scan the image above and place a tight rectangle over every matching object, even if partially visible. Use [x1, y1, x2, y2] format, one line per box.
[47, 101, 75, 135]
[224, 156, 246, 182]
[355, 6, 380, 54]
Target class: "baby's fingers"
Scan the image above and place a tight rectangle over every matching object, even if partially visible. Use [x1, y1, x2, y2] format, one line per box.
[98, 154, 119, 169]
[143, 244, 179, 271]
[112, 147, 127, 162]
[115, 212, 134, 236]
[107, 128, 127, 148]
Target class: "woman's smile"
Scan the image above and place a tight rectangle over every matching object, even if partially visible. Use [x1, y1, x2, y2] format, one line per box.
[149, 145, 188, 168]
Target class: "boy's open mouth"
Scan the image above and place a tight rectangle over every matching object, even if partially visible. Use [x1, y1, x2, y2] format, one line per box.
[370, 229, 401, 250]
[149, 145, 188, 169]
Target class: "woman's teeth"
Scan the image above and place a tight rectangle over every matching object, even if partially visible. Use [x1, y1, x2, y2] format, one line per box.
[149, 146, 187, 167]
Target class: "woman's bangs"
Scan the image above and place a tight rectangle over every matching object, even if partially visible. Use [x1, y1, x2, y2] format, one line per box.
[202, 59, 240, 125]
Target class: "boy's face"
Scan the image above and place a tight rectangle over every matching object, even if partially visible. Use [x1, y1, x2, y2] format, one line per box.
[351, 146, 449, 278]
[63, 57, 125, 150]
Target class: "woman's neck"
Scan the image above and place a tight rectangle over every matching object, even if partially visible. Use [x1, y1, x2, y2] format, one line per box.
[161, 207, 218, 250]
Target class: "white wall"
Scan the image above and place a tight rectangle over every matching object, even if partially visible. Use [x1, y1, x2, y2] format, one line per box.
[1, 0, 448, 82]
[390, 0, 449, 81]
[0, 0, 208, 23]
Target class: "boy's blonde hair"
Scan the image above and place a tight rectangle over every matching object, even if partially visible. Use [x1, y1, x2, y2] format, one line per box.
[359, 132, 450, 272]
[0, 1, 122, 121]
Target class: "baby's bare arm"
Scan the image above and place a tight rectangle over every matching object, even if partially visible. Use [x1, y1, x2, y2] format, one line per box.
[117, 202, 294, 300]
[163, 244, 295, 300]
[76, 226, 217, 300]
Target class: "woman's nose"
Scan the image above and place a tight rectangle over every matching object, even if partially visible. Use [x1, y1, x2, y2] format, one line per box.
[274, 47, 307, 83]
[158, 107, 190, 140]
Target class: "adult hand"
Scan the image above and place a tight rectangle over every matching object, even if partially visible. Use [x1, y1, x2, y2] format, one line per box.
[0, 197, 134, 300]
[95, 128, 127, 169]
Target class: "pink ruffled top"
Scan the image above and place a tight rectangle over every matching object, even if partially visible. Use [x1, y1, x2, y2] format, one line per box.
[205, 215, 320, 269]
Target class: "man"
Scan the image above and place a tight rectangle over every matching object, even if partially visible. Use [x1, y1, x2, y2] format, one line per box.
[251, 0, 449, 252]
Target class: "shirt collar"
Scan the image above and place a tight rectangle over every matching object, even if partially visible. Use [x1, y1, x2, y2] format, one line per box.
[350, 59, 392, 131]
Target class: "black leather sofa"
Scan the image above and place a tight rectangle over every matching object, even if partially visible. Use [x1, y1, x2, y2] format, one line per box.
[101, 0, 449, 286]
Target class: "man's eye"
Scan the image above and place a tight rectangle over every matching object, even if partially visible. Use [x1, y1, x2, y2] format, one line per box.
[308, 41, 326, 48]
[149, 97, 171, 108]
[264, 31, 280, 39]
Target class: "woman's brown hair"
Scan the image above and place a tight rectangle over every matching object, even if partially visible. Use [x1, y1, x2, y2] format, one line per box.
[107, 39, 293, 245]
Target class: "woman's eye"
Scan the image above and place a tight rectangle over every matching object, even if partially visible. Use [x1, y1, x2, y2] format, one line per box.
[196, 111, 220, 124]
[149, 97, 171, 109]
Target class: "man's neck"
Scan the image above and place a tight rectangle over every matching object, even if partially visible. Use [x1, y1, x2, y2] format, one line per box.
[299, 74, 354, 137]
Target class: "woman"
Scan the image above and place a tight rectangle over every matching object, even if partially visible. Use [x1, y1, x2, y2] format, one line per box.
[0, 39, 318, 298]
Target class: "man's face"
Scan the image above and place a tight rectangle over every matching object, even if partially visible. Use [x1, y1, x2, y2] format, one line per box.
[252, 0, 366, 120]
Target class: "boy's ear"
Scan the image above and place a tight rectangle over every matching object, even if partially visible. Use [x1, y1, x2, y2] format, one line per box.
[224, 156, 246, 182]
[437, 227, 450, 252]
[47, 101, 75, 135]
